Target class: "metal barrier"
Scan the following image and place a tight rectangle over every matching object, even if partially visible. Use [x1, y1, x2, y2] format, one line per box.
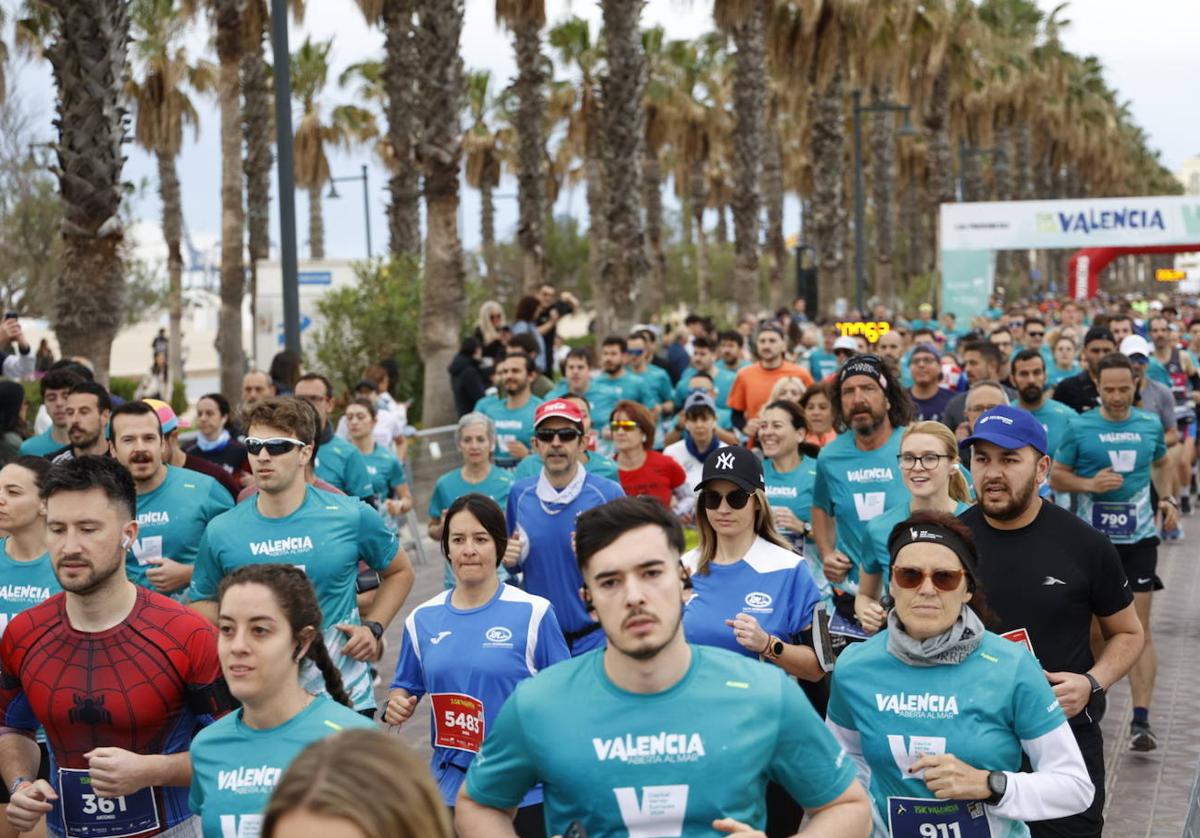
[396, 424, 463, 565]
[1184, 757, 1200, 838]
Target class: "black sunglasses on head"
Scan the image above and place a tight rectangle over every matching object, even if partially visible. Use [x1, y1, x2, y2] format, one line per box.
[701, 488, 752, 510]
[245, 436, 307, 456]
[534, 427, 581, 443]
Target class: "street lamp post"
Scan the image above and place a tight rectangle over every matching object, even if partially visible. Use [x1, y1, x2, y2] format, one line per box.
[270, 0, 301, 355]
[852, 89, 915, 316]
[328, 164, 372, 259]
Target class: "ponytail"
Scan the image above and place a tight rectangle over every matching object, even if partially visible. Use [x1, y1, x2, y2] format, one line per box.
[948, 467, 971, 504]
[306, 632, 353, 709]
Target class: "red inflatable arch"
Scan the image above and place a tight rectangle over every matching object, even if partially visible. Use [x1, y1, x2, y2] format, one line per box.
[1068, 243, 1200, 300]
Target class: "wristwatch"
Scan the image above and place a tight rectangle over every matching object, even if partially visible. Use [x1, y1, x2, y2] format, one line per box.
[363, 620, 385, 642]
[1084, 672, 1105, 696]
[760, 635, 785, 661]
[8, 776, 30, 795]
[985, 771, 1008, 805]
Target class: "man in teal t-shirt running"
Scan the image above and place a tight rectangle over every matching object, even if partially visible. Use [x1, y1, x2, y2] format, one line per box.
[456, 496, 871, 838]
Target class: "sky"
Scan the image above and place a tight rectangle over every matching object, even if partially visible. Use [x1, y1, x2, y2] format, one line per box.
[7, 0, 1200, 269]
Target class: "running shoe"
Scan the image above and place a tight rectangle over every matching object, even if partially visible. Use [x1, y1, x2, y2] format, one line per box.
[1182, 494, 1193, 516]
[1162, 524, 1185, 541]
[1130, 719, 1158, 752]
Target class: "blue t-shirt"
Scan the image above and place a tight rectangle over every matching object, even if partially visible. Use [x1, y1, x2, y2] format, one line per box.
[862, 500, 973, 588]
[1025, 399, 1076, 458]
[1047, 362, 1082, 387]
[910, 388, 956, 423]
[588, 372, 646, 427]
[681, 537, 821, 656]
[313, 433, 375, 500]
[475, 394, 544, 468]
[359, 443, 407, 500]
[464, 645, 856, 837]
[506, 471, 625, 651]
[674, 365, 736, 409]
[18, 429, 63, 457]
[808, 349, 839, 381]
[512, 451, 619, 483]
[0, 538, 59, 633]
[188, 696, 374, 838]
[191, 486, 398, 710]
[1055, 408, 1166, 544]
[813, 427, 911, 574]
[828, 631, 1067, 838]
[127, 466, 233, 597]
[391, 583, 570, 805]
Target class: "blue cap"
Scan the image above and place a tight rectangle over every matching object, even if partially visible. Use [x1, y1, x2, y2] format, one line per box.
[962, 405, 1048, 456]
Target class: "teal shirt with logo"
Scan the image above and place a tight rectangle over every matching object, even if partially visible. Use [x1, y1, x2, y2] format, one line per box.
[126, 466, 233, 597]
[1055, 408, 1166, 544]
[465, 645, 856, 837]
[0, 538, 59, 632]
[808, 349, 839, 381]
[314, 433, 375, 500]
[18, 429, 63, 457]
[360, 443, 407, 500]
[828, 631, 1067, 838]
[1047, 362, 1082, 387]
[812, 427, 911, 574]
[674, 365, 736, 408]
[190, 486, 398, 710]
[588, 372, 647, 427]
[475, 394, 544, 468]
[1025, 399, 1076, 458]
[188, 696, 374, 838]
[428, 465, 515, 589]
[862, 500, 973, 588]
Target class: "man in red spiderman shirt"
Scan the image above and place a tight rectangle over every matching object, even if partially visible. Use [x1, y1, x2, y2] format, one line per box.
[0, 456, 235, 837]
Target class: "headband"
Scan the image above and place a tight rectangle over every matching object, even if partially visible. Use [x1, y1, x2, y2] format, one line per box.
[887, 522, 979, 591]
[838, 353, 887, 389]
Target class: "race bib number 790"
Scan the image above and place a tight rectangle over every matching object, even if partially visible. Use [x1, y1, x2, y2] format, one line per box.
[430, 692, 485, 753]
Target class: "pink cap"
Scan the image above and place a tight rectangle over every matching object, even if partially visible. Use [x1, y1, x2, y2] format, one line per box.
[534, 399, 585, 427]
[142, 398, 190, 433]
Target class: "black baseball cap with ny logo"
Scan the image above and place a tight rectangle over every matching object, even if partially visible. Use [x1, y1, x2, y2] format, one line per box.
[696, 445, 764, 494]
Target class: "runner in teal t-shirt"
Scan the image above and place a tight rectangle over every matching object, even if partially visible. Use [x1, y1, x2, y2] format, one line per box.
[0, 538, 59, 633]
[474, 354, 543, 468]
[456, 495, 869, 837]
[17, 428, 61, 457]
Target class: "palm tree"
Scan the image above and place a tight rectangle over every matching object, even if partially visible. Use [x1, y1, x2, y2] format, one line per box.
[290, 36, 376, 259]
[464, 70, 506, 286]
[598, 0, 648, 335]
[762, 90, 786, 309]
[127, 0, 215, 389]
[715, 0, 768, 318]
[41, 0, 130, 381]
[416, 0, 467, 426]
[640, 25, 672, 318]
[496, 0, 547, 292]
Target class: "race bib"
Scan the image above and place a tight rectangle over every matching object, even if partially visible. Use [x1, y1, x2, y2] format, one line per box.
[130, 536, 163, 566]
[1091, 502, 1136, 538]
[430, 693, 485, 753]
[58, 769, 159, 838]
[1000, 628, 1035, 657]
[887, 797, 992, 838]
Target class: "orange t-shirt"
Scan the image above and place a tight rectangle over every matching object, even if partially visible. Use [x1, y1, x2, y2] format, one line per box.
[727, 361, 815, 419]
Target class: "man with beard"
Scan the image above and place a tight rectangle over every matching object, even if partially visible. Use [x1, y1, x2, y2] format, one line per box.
[1050, 354, 1176, 753]
[474, 353, 544, 469]
[1053, 327, 1117, 414]
[50, 382, 112, 463]
[960, 405, 1143, 838]
[0, 456, 235, 837]
[503, 400, 624, 656]
[1012, 350, 1076, 460]
[108, 401, 232, 600]
[812, 355, 913, 594]
[588, 337, 647, 430]
[728, 325, 813, 433]
[457, 496, 870, 838]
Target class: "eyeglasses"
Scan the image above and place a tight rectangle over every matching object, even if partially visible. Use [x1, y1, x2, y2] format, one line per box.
[701, 488, 752, 510]
[898, 453, 952, 470]
[245, 437, 307, 456]
[610, 420, 638, 432]
[534, 427, 581, 443]
[892, 566, 966, 592]
[626, 348, 645, 357]
[1026, 331, 1045, 338]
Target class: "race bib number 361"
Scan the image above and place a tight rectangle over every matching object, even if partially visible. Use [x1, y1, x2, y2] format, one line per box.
[430, 692, 485, 753]
[58, 769, 159, 838]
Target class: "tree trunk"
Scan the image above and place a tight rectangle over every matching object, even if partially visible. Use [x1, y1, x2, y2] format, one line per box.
[690, 162, 710, 308]
[809, 60, 846, 317]
[1014, 121, 1033, 200]
[384, 0, 422, 258]
[158, 151, 185, 388]
[44, 0, 130, 383]
[869, 88, 897, 309]
[585, 149, 610, 336]
[242, 18, 272, 334]
[728, 0, 766, 318]
[215, 0, 246, 396]
[924, 67, 954, 206]
[992, 119, 1018, 292]
[513, 17, 547, 292]
[762, 107, 785, 311]
[901, 162, 923, 280]
[598, 0, 647, 335]
[308, 186, 325, 260]
[479, 176, 497, 288]
[641, 147, 666, 319]
[417, 0, 466, 427]
[714, 204, 728, 245]
[960, 144, 984, 203]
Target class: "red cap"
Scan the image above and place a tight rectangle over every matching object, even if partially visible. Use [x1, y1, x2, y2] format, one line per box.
[534, 399, 585, 428]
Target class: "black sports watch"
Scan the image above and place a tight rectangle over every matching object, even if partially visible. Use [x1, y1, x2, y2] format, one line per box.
[363, 620, 385, 641]
[985, 770, 1007, 805]
[1084, 672, 1105, 696]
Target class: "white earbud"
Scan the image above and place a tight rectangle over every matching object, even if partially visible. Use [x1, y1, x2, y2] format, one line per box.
[121, 536, 132, 550]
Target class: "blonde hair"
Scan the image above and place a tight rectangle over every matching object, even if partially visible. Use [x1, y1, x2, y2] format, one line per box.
[262, 729, 452, 838]
[477, 300, 504, 345]
[901, 421, 971, 504]
[694, 488, 793, 576]
[766, 375, 807, 406]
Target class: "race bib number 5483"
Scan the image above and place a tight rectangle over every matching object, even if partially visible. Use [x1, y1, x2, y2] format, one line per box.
[430, 693, 485, 753]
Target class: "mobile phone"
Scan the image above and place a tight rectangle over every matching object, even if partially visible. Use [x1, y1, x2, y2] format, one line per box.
[563, 822, 588, 838]
[3, 312, 18, 320]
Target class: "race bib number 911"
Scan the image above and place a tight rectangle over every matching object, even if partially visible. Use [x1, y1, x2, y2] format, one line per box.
[887, 797, 991, 838]
[430, 692, 485, 753]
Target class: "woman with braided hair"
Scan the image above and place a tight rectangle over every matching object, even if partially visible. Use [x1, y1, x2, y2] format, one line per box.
[188, 564, 376, 838]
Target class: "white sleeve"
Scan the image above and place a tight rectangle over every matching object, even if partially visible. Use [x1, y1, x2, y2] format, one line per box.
[991, 721, 1094, 822]
[1, 351, 33, 380]
[670, 481, 694, 518]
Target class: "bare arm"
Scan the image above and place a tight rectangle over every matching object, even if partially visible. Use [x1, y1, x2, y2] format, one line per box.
[794, 781, 872, 837]
[190, 598, 219, 624]
[362, 547, 415, 629]
[454, 786, 520, 838]
[774, 642, 825, 683]
[1048, 463, 1093, 495]
[1091, 602, 1144, 690]
[0, 729, 40, 785]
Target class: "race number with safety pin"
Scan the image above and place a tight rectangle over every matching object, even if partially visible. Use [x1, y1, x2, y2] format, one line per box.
[58, 768, 159, 838]
[887, 797, 991, 838]
[1091, 502, 1136, 538]
[430, 693, 486, 753]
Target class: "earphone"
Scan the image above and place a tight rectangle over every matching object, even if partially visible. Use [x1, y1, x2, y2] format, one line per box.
[120, 536, 132, 550]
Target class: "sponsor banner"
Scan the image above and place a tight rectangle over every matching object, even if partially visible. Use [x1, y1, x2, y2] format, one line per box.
[940, 249, 993, 325]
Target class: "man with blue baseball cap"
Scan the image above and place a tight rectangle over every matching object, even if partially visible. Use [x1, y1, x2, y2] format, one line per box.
[959, 405, 1144, 838]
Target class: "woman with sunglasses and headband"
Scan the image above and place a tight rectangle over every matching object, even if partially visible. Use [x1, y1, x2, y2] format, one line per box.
[854, 422, 973, 634]
[827, 511, 1093, 838]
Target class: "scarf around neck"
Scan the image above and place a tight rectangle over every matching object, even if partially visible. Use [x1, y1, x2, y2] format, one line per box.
[886, 606, 984, 668]
[535, 463, 587, 515]
[685, 433, 721, 463]
[195, 429, 231, 452]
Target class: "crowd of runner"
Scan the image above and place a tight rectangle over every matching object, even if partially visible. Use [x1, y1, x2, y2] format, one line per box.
[0, 287, 1193, 837]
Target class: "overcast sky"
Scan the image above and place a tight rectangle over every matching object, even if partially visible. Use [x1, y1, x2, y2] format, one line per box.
[8, 0, 1199, 265]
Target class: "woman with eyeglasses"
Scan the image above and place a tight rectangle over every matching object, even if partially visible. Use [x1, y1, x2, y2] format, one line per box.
[610, 400, 688, 513]
[386, 494, 567, 837]
[855, 422, 973, 634]
[827, 511, 1093, 838]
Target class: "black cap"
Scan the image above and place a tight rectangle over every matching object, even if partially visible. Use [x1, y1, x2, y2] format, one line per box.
[696, 445, 764, 494]
[1083, 325, 1115, 346]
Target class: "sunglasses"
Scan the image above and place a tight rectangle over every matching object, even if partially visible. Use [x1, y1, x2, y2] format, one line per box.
[701, 488, 752, 510]
[1026, 331, 1045, 338]
[626, 348, 645, 357]
[610, 420, 638, 431]
[892, 566, 965, 592]
[245, 437, 307, 456]
[534, 427, 581, 443]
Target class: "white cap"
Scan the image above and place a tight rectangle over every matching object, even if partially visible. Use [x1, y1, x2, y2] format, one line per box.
[1148, 300, 1163, 311]
[1119, 334, 1152, 359]
[833, 335, 859, 352]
